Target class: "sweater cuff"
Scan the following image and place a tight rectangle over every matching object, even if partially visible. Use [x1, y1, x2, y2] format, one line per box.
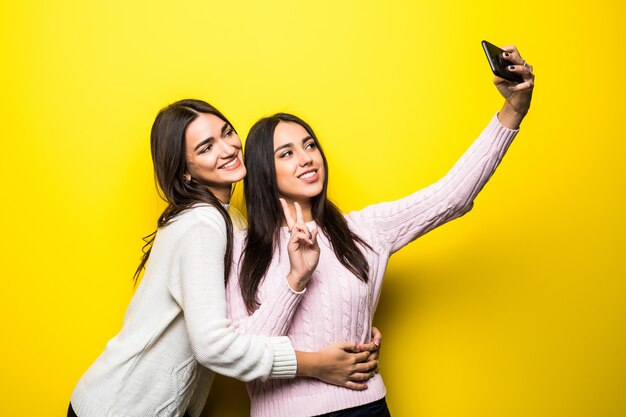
[488, 111, 519, 155]
[494, 111, 521, 134]
[268, 336, 297, 379]
[283, 275, 307, 295]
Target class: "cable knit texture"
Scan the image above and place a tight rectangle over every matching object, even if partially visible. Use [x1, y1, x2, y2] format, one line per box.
[227, 114, 518, 417]
[71, 206, 301, 417]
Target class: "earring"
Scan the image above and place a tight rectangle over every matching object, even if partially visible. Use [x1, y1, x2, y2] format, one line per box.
[183, 174, 191, 183]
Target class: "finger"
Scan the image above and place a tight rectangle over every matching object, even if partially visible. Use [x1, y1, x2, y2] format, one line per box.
[290, 224, 314, 245]
[343, 381, 368, 391]
[501, 45, 522, 64]
[369, 350, 380, 361]
[520, 63, 535, 77]
[501, 45, 519, 54]
[502, 45, 532, 72]
[352, 351, 370, 363]
[291, 223, 313, 243]
[337, 341, 358, 352]
[279, 198, 295, 230]
[355, 341, 378, 353]
[291, 231, 313, 246]
[508, 80, 534, 92]
[310, 228, 318, 247]
[294, 201, 304, 224]
[371, 326, 382, 347]
[348, 372, 376, 382]
[506, 64, 533, 78]
[352, 359, 378, 373]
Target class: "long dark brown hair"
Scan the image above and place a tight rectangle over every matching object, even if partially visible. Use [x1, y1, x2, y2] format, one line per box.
[133, 99, 235, 284]
[239, 113, 370, 312]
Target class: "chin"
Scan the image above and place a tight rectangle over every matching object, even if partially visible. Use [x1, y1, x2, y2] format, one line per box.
[293, 190, 323, 201]
[280, 182, 324, 202]
[226, 167, 246, 182]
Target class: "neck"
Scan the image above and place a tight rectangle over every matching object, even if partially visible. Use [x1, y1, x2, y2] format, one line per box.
[209, 185, 232, 205]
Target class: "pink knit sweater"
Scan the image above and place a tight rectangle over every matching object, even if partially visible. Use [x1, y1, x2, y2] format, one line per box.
[226, 114, 518, 417]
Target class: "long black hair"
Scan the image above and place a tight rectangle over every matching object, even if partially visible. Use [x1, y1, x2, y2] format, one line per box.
[239, 113, 370, 312]
[133, 99, 235, 283]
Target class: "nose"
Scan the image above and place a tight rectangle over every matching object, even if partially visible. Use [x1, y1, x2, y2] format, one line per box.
[217, 138, 237, 158]
[298, 150, 313, 167]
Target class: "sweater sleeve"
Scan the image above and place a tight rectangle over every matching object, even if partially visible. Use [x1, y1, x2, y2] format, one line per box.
[348, 113, 518, 254]
[170, 214, 296, 381]
[226, 256, 305, 337]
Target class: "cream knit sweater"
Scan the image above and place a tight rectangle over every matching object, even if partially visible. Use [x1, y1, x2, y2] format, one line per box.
[71, 206, 301, 417]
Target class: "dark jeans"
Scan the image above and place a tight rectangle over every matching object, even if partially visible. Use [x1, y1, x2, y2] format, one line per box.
[67, 403, 192, 417]
[315, 398, 391, 417]
[67, 404, 77, 417]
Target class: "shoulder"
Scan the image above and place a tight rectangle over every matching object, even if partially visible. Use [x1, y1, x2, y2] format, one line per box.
[186, 204, 227, 226]
[343, 207, 386, 253]
[164, 204, 228, 240]
[344, 208, 370, 233]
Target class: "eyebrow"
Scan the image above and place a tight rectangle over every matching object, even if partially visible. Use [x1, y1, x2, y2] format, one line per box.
[194, 122, 231, 151]
[274, 135, 313, 154]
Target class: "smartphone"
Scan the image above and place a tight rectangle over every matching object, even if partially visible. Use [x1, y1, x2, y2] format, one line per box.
[481, 40, 523, 84]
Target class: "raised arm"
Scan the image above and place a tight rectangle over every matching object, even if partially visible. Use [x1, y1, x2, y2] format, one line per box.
[349, 113, 517, 253]
[226, 202, 380, 389]
[226, 260, 305, 337]
[349, 45, 534, 254]
[226, 199, 320, 336]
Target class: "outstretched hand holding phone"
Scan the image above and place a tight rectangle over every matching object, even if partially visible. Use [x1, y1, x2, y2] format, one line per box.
[483, 41, 535, 129]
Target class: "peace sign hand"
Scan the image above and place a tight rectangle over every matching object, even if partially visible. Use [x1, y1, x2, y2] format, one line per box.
[280, 198, 320, 292]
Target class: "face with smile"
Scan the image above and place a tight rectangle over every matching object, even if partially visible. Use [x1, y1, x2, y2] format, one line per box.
[273, 121, 326, 205]
[184, 112, 246, 202]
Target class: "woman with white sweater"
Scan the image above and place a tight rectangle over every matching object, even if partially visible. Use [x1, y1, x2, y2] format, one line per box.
[68, 99, 380, 417]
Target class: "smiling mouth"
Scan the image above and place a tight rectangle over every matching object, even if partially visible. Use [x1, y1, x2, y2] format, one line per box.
[219, 156, 240, 170]
[297, 169, 317, 179]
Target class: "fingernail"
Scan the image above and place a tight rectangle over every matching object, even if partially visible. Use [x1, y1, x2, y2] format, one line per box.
[374, 340, 380, 347]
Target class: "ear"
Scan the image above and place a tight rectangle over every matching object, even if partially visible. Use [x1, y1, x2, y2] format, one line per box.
[183, 173, 192, 183]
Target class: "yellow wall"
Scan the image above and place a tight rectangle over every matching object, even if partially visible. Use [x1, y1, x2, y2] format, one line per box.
[2, 1, 625, 416]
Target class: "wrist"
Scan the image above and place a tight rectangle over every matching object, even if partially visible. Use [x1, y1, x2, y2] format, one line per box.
[295, 351, 318, 378]
[286, 271, 308, 292]
[498, 101, 528, 129]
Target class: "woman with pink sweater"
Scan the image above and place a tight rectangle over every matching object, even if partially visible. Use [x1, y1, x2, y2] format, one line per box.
[227, 45, 535, 416]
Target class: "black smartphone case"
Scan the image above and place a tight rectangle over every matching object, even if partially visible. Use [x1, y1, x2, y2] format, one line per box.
[481, 40, 524, 84]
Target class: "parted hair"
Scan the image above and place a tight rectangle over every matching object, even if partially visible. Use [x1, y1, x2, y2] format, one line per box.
[134, 99, 235, 283]
[239, 113, 370, 312]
